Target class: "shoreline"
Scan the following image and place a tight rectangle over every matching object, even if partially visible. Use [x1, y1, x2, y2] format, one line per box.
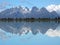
[0, 18, 60, 22]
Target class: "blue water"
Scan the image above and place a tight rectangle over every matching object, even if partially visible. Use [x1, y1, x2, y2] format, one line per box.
[0, 21, 60, 45]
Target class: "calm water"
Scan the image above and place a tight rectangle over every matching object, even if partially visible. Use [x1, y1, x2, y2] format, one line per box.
[0, 21, 60, 45]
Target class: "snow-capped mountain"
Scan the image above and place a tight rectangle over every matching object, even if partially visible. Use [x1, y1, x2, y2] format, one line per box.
[0, 5, 60, 19]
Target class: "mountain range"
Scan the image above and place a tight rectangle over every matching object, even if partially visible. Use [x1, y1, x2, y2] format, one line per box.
[0, 5, 60, 19]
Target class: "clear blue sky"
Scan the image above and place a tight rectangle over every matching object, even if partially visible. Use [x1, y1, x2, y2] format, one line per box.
[0, 0, 60, 9]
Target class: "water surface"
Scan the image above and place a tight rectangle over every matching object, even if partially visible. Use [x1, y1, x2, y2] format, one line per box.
[0, 21, 60, 45]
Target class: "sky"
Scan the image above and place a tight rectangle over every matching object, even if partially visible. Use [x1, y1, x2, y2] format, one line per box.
[0, 0, 60, 10]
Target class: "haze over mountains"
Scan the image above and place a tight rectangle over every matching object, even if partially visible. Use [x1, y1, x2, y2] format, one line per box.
[0, 5, 60, 19]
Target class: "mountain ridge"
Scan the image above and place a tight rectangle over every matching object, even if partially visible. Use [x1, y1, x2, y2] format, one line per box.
[0, 5, 60, 19]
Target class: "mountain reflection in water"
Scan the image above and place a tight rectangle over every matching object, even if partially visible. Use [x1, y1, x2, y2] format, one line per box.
[0, 20, 60, 45]
[0, 21, 60, 37]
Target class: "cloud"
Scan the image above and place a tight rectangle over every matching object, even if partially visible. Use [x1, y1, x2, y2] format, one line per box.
[46, 4, 60, 12]
[45, 29, 60, 37]
[0, 1, 11, 9]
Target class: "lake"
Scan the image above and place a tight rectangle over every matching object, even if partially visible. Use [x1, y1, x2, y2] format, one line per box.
[0, 20, 60, 45]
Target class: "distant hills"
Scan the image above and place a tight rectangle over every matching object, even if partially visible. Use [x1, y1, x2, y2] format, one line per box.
[0, 5, 60, 19]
